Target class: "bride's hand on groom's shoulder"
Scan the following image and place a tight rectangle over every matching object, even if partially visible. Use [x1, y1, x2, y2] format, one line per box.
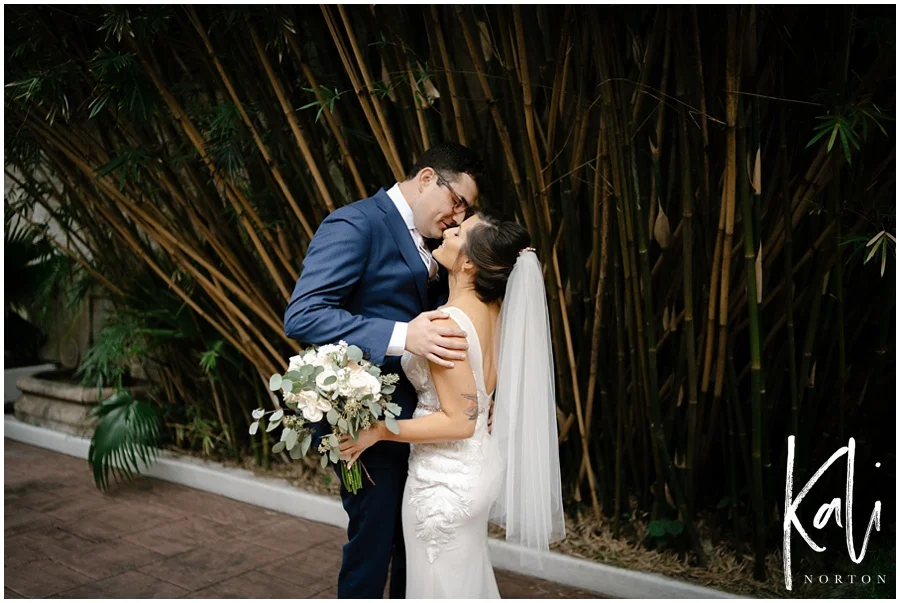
[406, 310, 469, 369]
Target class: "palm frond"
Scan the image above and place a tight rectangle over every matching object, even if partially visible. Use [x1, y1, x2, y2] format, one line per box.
[87, 390, 162, 492]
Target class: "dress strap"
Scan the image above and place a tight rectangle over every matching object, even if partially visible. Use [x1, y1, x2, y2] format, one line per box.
[440, 306, 486, 395]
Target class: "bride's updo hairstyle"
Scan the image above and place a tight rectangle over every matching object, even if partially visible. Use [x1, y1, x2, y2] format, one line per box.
[463, 210, 531, 304]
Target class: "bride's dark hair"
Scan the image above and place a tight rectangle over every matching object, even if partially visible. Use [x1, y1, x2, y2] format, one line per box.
[463, 210, 531, 304]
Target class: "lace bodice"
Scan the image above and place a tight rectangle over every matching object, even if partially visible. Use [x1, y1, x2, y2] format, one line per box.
[400, 306, 500, 563]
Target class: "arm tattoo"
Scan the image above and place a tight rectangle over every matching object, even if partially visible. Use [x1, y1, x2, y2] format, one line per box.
[462, 393, 478, 421]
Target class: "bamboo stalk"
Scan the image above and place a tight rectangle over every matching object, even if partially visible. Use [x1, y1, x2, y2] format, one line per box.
[128, 40, 293, 301]
[186, 8, 316, 241]
[737, 109, 767, 581]
[284, 32, 367, 200]
[320, 5, 404, 181]
[248, 23, 336, 214]
[430, 6, 466, 146]
[336, 4, 404, 174]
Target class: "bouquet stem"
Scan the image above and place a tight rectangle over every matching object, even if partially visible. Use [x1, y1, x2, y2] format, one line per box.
[340, 460, 363, 494]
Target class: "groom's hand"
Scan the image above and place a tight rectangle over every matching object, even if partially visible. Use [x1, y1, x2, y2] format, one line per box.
[406, 310, 469, 369]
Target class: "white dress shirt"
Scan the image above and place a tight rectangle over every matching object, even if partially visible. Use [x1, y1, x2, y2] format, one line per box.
[385, 184, 437, 356]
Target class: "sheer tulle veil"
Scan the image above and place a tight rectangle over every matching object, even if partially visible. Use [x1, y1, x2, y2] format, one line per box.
[488, 249, 566, 568]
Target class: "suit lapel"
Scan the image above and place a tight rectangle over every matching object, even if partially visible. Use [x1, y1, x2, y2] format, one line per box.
[375, 189, 429, 308]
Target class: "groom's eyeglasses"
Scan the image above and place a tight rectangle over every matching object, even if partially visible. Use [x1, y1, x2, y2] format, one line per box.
[435, 173, 470, 214]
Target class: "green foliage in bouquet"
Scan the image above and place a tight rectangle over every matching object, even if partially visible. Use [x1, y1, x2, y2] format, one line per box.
[250, 342, 401, 493]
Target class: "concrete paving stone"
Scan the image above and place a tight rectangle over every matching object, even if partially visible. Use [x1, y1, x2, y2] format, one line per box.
[5, 440, 600, 599]
[122, 516, 246, 557]
[30, 488, 123, 523]
[5, 482, 63, 508]
[3, 558, 93, 598]
[189, 568, 318, 598]
[3, 542, 48, 570]
[4, 526, 97, 569]
[62, 500, 187, 542]
[244, 515, 343, 554]
[3, 506, 57, 538]
[139, 538, 284, 592]
[257, 552, 341, 595]
[54, 569, 190, 599]
[48, 536, 166, 581]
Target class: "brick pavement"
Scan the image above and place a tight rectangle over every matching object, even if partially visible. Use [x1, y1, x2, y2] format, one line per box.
[4, 439, 597, 598]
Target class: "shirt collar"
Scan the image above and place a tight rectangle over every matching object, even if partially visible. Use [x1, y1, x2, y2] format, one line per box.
[386, 183, 416, 231]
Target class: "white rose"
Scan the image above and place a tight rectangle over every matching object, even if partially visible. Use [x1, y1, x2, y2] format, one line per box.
[288, 355, 307, 372]
[301, 395, 333, 422]
[302, 405, 324, 423]
[348, 371, 380, 396]
[316, 370, 338, 392]
[293, 390, 319, 409]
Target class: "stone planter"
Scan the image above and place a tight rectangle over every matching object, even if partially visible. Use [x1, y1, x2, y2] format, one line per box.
[14, 369, 153, 437]
[5, 363, 57, 403]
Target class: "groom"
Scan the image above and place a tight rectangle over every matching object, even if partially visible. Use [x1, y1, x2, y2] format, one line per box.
[284, 142, 490, 598]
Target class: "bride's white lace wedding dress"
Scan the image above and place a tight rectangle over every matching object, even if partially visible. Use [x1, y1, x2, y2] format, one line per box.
[400, 306, 503, 599]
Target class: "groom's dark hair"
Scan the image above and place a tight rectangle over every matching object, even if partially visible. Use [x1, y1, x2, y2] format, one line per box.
[406, 142, 490, 198]
[464, 209, 531, 304]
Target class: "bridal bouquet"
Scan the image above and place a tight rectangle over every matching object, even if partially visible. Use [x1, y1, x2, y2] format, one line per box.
[249, 341, 402, 494]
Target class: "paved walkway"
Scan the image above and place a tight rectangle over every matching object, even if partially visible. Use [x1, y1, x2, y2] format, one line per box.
[4, 439, 596, 598]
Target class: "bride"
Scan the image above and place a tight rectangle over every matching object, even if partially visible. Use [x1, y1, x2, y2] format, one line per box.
[340, 210, 565, 598]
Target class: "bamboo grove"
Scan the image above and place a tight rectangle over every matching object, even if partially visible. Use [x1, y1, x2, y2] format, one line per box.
[4, 5, 895, 581]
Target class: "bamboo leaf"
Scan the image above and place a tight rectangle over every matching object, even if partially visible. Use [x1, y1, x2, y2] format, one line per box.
[805, 127, 832, 149]
[751, 147, 761, 195]
[866, 231, 884, 247]
[864, 241, 880, 264]
[653, 200, 671, 249]
[827, 123, 839, 152]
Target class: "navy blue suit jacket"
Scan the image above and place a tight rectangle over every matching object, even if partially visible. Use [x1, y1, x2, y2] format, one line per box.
[284, 188, 447, 467]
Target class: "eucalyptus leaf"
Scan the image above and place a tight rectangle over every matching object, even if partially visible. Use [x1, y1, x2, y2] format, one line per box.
[272, 441, 286, 454]
[381, 384, 395, 395]
[367, 366, 381, 377]
[285, 370, 304, 381]
[328, 434, 339, 447]
[249, 421, 259, 435]
[338, 418, 348, 431]
[290, 444, 305, 460]
[266, 417, 281, 432]
[269, 374, 282, 391]
[347, 345, 363, 362]
[320, 453, 328, 469]
[251, 408, 265, 420]
[329, 448, 339, 464]
[385, 416, 400, 435]
[281, 379, 293, 394]
[327, 409, 339, 425]
[323, 375, 337, 386]
[301, 433, 312, 456]
[285, 428, 298, 450]
[271, 410, 284, 422]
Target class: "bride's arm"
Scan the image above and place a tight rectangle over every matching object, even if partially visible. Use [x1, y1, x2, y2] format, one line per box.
[339, 345, 479, 463]
[381, 356, 479, 444]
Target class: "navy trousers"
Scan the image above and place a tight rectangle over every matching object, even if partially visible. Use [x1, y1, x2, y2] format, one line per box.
[333, 456, 408, 599]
